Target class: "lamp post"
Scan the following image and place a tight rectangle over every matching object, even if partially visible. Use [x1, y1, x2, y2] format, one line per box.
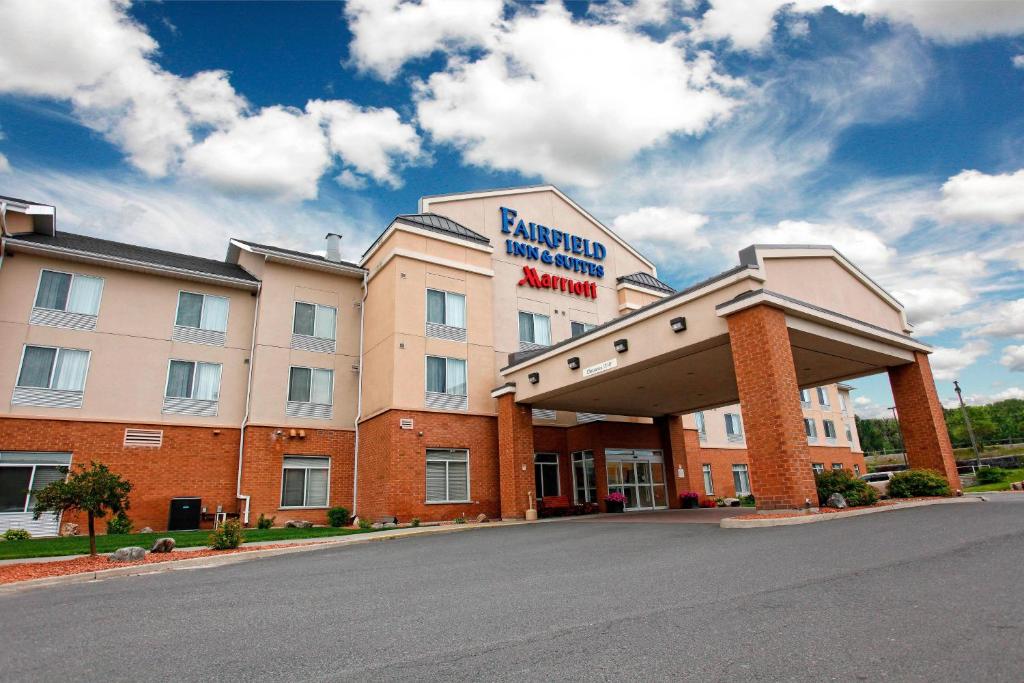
[888, 406, 906, 467]
[954, 380, 981, 470]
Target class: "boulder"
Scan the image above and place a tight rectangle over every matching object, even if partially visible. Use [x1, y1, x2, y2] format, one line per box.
[138, 527, 154, 534]
[476, 514, 490, 523]
[371, 522, 385, 529]
[284, 520, 313, 528]
[383, 522, 397, 529]
[826, 492, 848, 509]
[722, 497, 740, 507]
[60, 523, 80, 537]
[108, 546, 146, 563]
[150, 537, 176, 553]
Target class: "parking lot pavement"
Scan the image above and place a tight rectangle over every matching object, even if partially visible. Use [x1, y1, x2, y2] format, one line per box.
[1, 498, 1022, 682]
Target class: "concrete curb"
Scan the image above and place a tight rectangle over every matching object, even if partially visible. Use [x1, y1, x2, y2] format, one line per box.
[720, 496, 982, 528]
[0, 520, 529, 595]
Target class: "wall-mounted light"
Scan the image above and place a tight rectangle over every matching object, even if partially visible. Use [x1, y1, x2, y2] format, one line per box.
[528, 372, 540, 384]
[567, 357, 580, 370]
[614, 339, 629, 353]
[670, 316, 687, 333]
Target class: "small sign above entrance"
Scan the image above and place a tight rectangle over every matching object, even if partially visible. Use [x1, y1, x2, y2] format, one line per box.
[583, 358, 617, 377]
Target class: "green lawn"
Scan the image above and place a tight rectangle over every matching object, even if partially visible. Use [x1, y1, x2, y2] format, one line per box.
[964, 468, 1024, 493]
[0, 526, 374, 561]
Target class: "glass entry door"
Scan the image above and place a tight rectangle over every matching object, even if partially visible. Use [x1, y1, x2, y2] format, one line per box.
[606, 450, 667, 510]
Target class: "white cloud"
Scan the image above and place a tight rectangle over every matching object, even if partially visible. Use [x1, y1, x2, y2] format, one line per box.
[749, 219, 894, 272]
[345, 0, 503, 81]
[0, 152, 9, 174]
[1014, 54, 1024, 69]
[1001, 345, 1024, 372]
[306, 99, 421, 188]
[415, 3, 738, 187]
[940, 169, 1024, 224]
[929, 341, 990, 381]
[945, 385, 1024, 407]
[610, 207, 711, 258]
[970, 299, 1024, 338]
[853, 395, 890, 419]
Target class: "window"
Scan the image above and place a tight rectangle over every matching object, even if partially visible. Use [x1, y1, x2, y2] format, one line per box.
[280, 456, 330, 507]
[0, 463, 67, 514]
[571, 451, 597, 504]
[425, 356, 467, 396]
[426, 289, 466, 328]
[534, 453, 560, 499]
[518, 311, 551, 345]
[724, 413, 743, 442]
[288, 366, 333, 405]
[816, 387, 830, 407]
[823, 419, 837, 441]
[570, 321, 596, 338]
[702, 464, 714, 495]
[853, 464, 861, 476]
[832, 463, 844, 470]
[425, 449, 469, 503]
[731, 464, 750, 496]
[17, 346, 90, 391]
[799, 389, 811, 407]
[812, 463, 825, 474]
[175, 291, 229, 332]
[165, 360, 222, 401]
[695, 412, 707, 441]
[34, 269, 103, 315]
[845, 424, 853, 443]
[293, 302, 337, 340]
[804, 418, 818, 441]
[839, 392, 848, 413]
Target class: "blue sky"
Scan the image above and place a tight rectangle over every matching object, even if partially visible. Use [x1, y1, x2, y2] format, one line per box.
[1, 0, 1023, 417]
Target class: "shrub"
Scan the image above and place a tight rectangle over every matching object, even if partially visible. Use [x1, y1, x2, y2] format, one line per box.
[975, 467, 1007, 485]
[106, 511, 133, 535]
[739, 494, 756, 508]
[256, 513, 275, 530]
[357, 517, 373, 530]
[453, 516, 466, 524]
[814, 469, 878, 507]
[209, 519, 244, 549]
[411, 518, 421, 528]
[888, 470, 951, 498]
[327, 507, 350, 528]
[3, 528, 31, 541]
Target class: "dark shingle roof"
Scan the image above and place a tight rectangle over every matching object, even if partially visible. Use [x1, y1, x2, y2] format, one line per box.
[231, 238, 362, 270]
[616, 271, 675, 294]
[6, 231, 258, 282]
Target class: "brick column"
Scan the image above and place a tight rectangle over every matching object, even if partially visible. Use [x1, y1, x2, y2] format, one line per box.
[496, 391, 536, 519]
[655, 415, 689, 508]
[726, 305, 818, 510]
[888, 352, 960, 490]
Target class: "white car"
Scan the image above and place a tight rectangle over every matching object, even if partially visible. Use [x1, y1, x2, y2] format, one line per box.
[860, 471, 895, 495]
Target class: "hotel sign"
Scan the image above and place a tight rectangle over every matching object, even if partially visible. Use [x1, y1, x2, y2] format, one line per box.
[583, 358, 617, 377]
[501, 207, 606, 278]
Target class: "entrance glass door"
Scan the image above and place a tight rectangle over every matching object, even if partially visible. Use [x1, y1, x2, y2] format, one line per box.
[606, 450, 668, 510]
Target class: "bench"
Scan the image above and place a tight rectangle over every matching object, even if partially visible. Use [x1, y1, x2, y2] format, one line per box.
[539, 495, 572, 517]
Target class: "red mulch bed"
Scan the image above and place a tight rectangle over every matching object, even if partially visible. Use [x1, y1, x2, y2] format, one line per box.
[733, 496, 951, 521]
[0, 543, 320, 585]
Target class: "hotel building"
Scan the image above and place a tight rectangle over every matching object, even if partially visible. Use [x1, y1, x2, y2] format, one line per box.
[0, 186, 958, 534]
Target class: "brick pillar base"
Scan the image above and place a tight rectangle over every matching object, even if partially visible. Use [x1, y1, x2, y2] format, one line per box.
[655, 415, 689, 508]
[497, 392, 536, 519]
[889, 352, 960, 490]
[727, 305, 818, 510]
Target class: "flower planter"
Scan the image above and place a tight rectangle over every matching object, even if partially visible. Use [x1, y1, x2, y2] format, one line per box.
[606, 500, 625, 513]
[681, 498, 699, 509]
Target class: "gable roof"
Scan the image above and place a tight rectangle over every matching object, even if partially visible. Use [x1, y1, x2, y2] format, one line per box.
[229, 238, 363, 272]
[6, 231, 258, 285]
[617, 271, 674, 294]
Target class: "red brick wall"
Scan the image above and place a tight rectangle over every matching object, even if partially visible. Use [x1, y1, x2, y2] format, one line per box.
[727, 305, 819, 509]
[239, 425, 355, 527]
[0, 417, 238, 532]
[498, 394, 535, 519]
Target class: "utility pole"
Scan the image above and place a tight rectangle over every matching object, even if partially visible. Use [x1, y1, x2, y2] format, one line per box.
[889, 406, 906, 467]
[954, 380, 981, 470]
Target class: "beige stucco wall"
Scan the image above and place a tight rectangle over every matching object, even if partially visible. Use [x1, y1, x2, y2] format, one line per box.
[0, 252, 255, 426]
[4, 212, 34, 234]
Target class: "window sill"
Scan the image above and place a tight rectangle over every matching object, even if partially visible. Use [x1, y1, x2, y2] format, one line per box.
[278, 506, 330, 510]
[424, 500, 473, 505]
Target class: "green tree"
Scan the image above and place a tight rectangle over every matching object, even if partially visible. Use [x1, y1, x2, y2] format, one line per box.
[32, 462, 132, 556]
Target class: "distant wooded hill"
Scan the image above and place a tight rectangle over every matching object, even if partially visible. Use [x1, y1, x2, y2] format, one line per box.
[856, 399, 1024, 454]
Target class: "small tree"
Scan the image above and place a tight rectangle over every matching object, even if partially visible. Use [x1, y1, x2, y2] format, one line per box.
[32, 462, 132, 556]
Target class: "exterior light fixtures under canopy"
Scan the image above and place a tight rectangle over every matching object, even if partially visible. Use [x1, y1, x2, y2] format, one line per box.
[567, 357, 580, 370]
[528, 372, 540, 384]
[670, 316, 687, 332]
[614, 339, 628, 353]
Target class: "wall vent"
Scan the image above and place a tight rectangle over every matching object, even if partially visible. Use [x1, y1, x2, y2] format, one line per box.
[399, 418, 414, 430]
[124, 428, 163, 447]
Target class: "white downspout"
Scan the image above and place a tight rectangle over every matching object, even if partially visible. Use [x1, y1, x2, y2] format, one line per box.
[237, 273, 263, 525]
[352, 270, 368, 516]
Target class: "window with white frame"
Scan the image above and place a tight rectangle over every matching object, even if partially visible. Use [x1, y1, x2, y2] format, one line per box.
[293, 302, 337, 340]
[702, 464, 714, 495]
[823, 419, 837, 441]
[16, 346, 90, 392]
[571, 451, 597, 504]
[799, 388, 811, 407]
[426, 289, 466, 328]
[425, 356, 467, 395]
[724, 413, 744, 442]
[175, 291, 229, 332]
[804, 417, 818, 441]
[280, 456, 330, 507]
[845, 424, 853, 443]
[518, 311, 551, 346]
[570, 321, 596, 338]
[34, 269, 104, 316]
[425, 449, 469, 503]
[853, 463, 861, 476]
[288, 366, 333, 405]
[695, 412, 707, 441]
[832, 463, 844, 470]
[839, 392, 848, 413]
[812, 463, 825, 474]
[165, 360, 222, 401]
[0, 455, 69, 515]
[816, 386, 830, 407]
[731, 464, 750, 496]
[534, 453, 560, 499]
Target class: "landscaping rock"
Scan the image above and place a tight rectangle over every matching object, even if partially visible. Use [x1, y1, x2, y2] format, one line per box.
[826, 492, 848, 509]
[285, 520, 313, 528]
[108, 546, 146, 563]
[1012, 481, 1023, 491]
[138, 527, 154, 534]
[371, 522, 384, 529]
[383, 522, 397, 529]
[723, 497, 740, 507]
[150, 537, 176, 553]
[476, 514, 490, 523]
[60, 523, 80, 537]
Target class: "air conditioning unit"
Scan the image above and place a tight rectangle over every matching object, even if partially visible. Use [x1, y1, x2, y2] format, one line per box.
[399, 418, 414, 430]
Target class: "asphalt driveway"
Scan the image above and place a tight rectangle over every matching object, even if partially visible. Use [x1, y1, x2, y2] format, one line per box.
[1, 496, 1022, 682]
